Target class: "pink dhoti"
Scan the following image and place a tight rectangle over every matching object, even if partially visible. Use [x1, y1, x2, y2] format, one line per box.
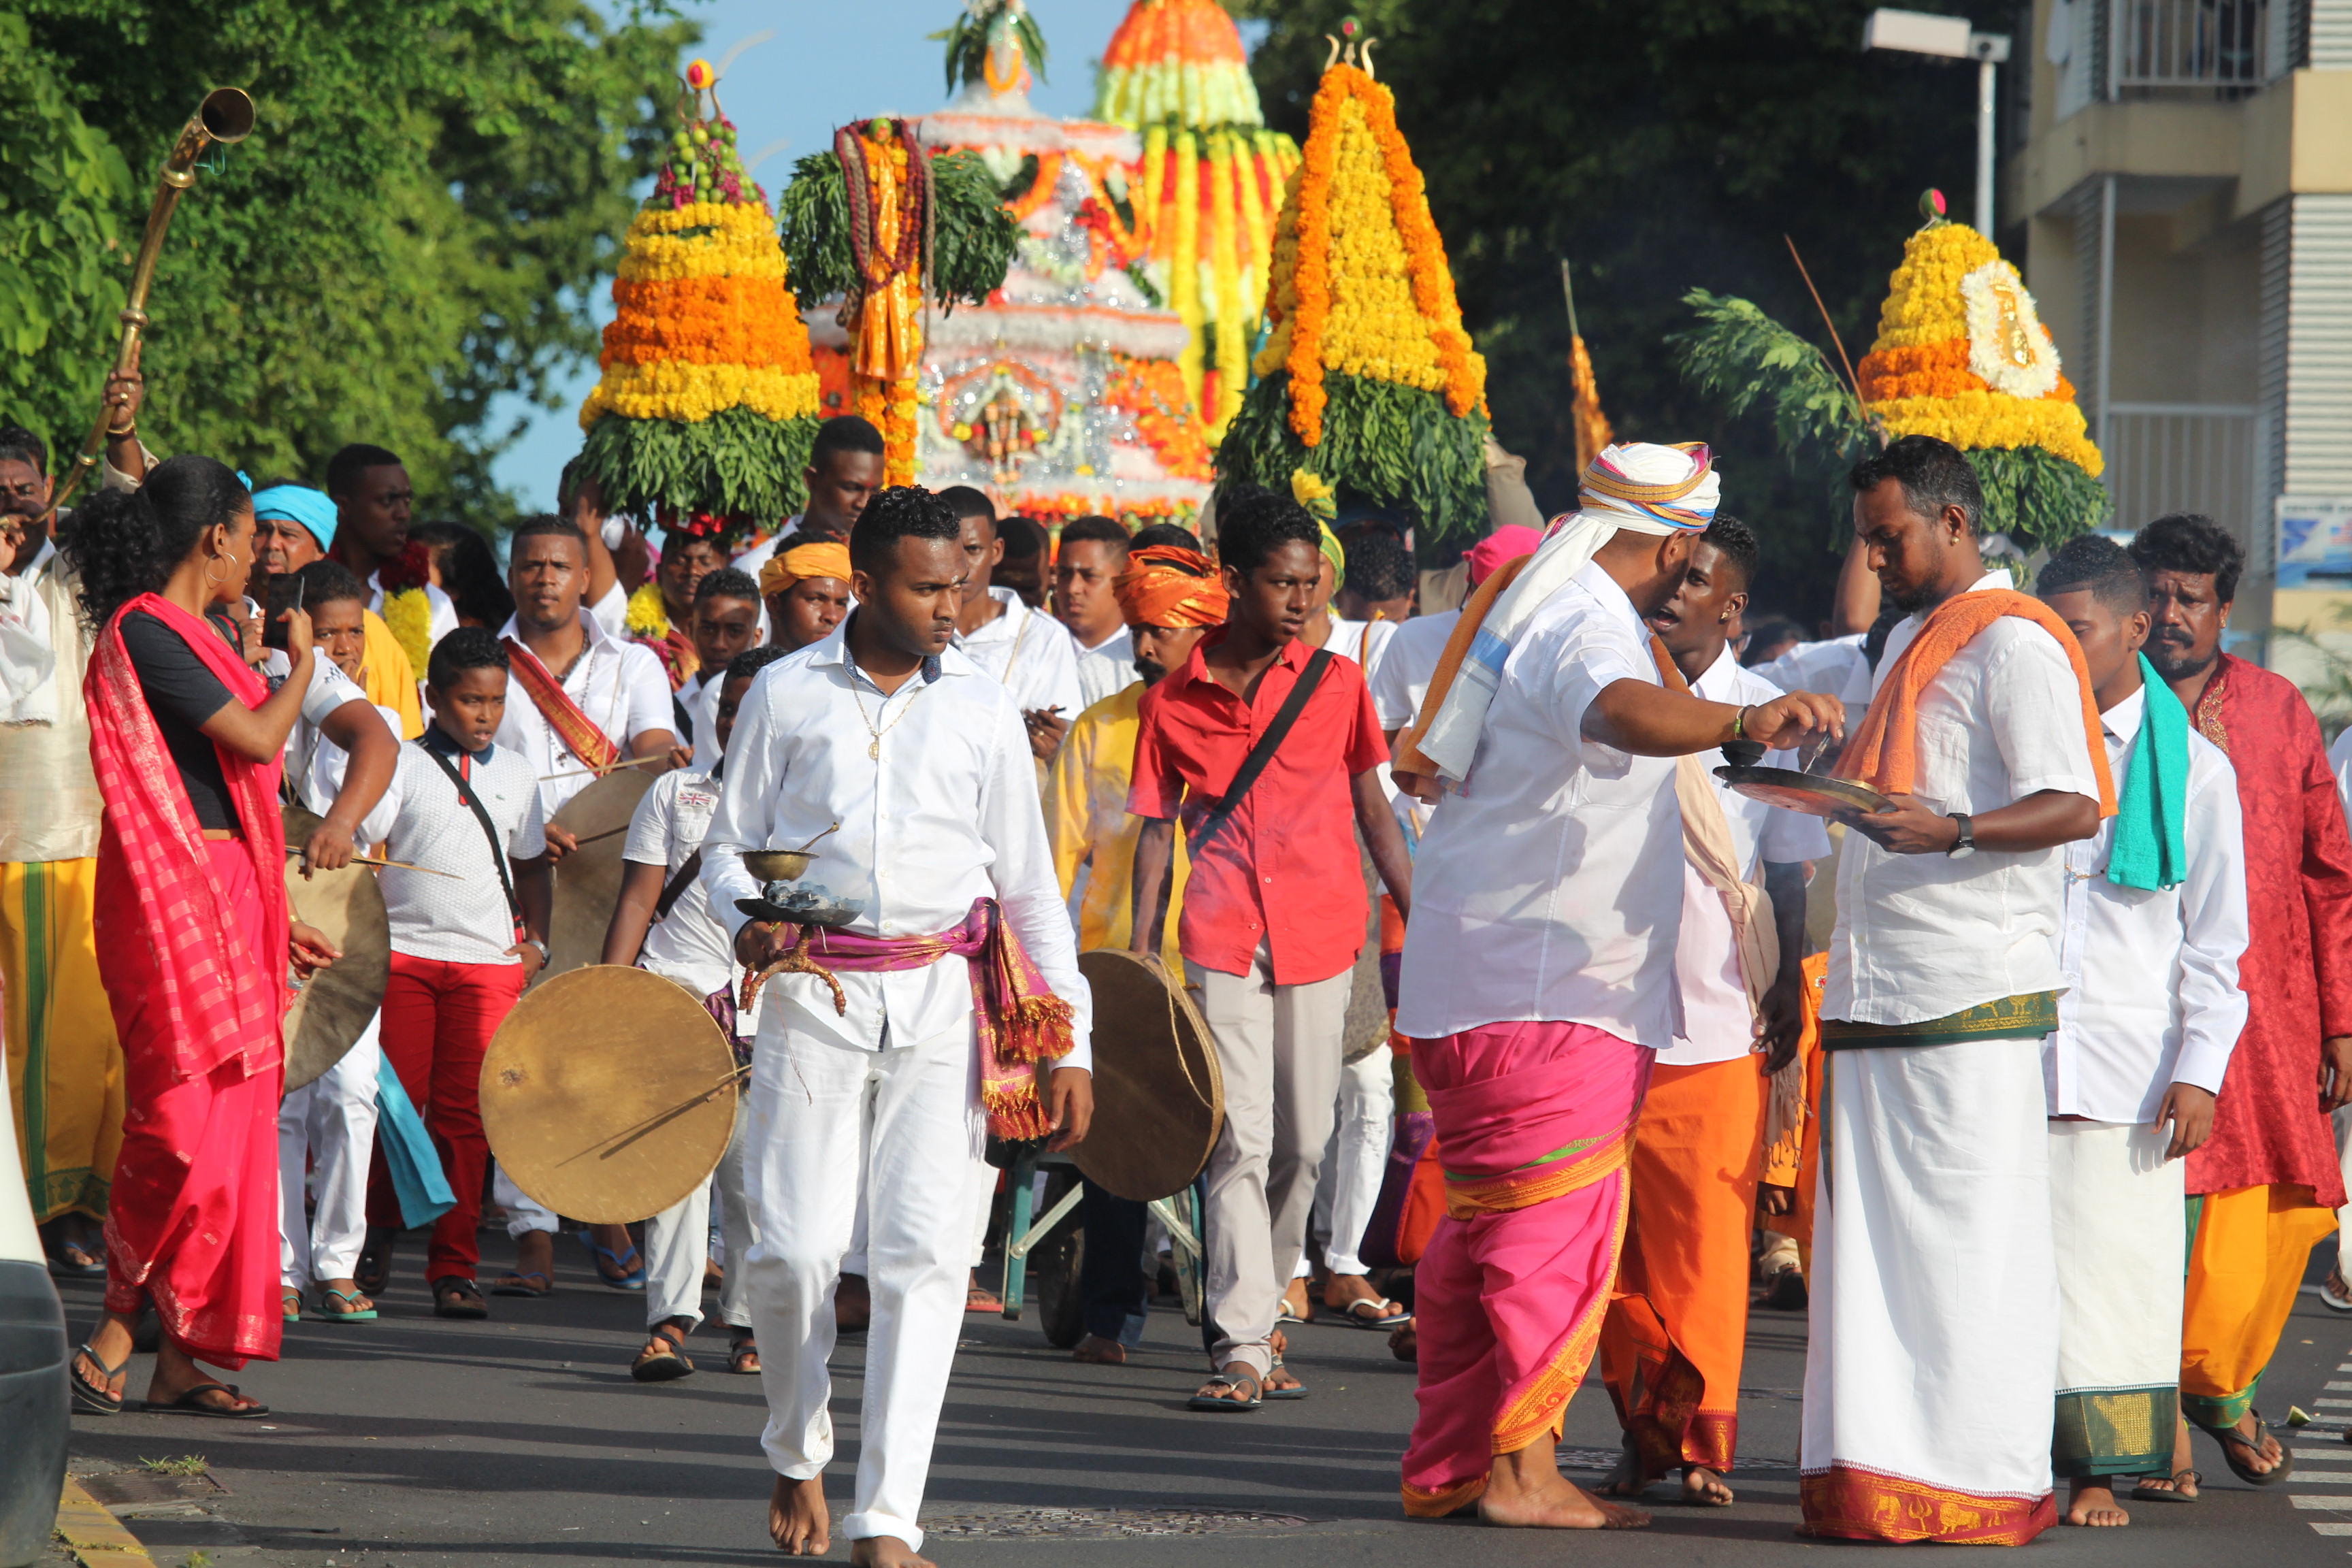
[1399, 1019, 1652, 1516]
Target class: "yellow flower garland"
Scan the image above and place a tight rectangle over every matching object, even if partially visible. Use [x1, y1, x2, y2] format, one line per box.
[380, 586, 434, 679]
[625, 581, 670, 640]
[1207, 130, 1246, 436]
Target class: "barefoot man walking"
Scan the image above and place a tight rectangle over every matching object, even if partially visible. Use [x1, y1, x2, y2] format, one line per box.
[1388, 442, 1841, 1529]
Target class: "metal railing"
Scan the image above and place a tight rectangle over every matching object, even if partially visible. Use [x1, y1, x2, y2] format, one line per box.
[2111, 0, 2287, 89]
[2100, 402, 2261, 534]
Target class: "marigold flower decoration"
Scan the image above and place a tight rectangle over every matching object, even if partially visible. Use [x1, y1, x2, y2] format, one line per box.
[1214, 54, 1490, 542]
[575, 59, 823, 540]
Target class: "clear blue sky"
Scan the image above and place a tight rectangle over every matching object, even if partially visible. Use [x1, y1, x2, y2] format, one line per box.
[488, 0, 1224, 511]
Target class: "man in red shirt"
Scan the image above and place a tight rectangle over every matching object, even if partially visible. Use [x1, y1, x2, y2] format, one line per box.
[1128, 486, 1414, 1412]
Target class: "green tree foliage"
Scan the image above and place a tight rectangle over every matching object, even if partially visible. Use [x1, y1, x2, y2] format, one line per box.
[3, 1, 696, 523]
[1236, 0, 1986, 621]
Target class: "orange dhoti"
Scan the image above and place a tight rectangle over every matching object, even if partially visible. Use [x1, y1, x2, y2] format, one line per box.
[2180, 1183, 2336, 1430]
[1598, 1054, 1765, 1480]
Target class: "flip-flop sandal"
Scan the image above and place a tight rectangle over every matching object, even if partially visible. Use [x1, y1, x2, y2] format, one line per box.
[2195, 1411, 2291, 1486]
[2130, 1469, 2201, 1503]
[282, 1288, 304, 1324]
[965, 1287, 1004, 1314]
[47, 1239, 105, 1278]
[490, 1271, 553, 1298]
[143, 1382, 267, 1419]
[431, 1277, 489, 1320]
[355, 1228, 394, 1296]
[1335, 1296, 1412, 1329]
[728, 1334, 762, 1375]
[1188, 1372, 1262, 1411]
[631, 1324, 695, 1383]
[2323, 1270, 2352, 1313]
[70, 1342, 127, 1417]
[314, 1288, 377, 1322]
[580, 1232, 647, 1290]
[1262, 1355, 1309, 1401]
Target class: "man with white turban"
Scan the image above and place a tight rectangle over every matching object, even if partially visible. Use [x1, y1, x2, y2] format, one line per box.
[1387, 442, 1842, 1531]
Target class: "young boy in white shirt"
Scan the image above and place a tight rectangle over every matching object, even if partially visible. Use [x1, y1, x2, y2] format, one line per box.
[2036, 535, 2247, 1526]
[358, 627, 554, 1320]
[606, 644, 791, 1381]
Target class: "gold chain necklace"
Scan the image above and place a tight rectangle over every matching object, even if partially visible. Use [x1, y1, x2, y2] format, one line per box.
[852, 675, 928, 761]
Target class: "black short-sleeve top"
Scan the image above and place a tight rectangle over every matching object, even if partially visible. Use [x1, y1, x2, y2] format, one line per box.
[118, 608, 246, 830]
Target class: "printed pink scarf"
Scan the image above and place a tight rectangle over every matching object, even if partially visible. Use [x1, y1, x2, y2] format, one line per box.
[86, 593, 289, 1081]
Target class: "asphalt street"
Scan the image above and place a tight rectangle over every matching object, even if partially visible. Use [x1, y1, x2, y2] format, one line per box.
[51, 1235, 2352, 1567]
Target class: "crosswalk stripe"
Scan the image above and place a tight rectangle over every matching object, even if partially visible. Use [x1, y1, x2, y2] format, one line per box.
[2291, 1495, 2352, 1509]
[2309, 1522, 2352, 1535]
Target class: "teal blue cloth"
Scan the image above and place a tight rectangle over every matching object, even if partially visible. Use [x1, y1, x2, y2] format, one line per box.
[250, 483, 338, 551]
[376, 1054, 454, 1229]
[2106, 653, 2189, 891]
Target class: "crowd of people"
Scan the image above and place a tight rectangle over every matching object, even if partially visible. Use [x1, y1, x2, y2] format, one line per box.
[2, 378, 2348, 1565]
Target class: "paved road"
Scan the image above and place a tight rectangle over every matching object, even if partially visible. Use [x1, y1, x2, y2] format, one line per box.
[52, 1237, 2352, 1567]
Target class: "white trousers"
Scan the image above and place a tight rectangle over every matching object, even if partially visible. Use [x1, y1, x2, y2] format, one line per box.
[1190, 943, 1349, 1379]
[278, 1026, 383, 1289]
[645, 1109, 754, 1330]
[494, 1165, 560, 1237]
[740, 1021, 979, 1552]
[1307, 1047, 1392, 1277]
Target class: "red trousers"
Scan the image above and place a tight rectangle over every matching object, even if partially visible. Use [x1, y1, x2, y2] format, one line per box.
[365, 953, 525, 1281]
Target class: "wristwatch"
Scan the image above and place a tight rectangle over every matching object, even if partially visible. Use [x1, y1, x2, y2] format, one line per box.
[1946, 813, 1976, 859]
[519, 936, 551, 964]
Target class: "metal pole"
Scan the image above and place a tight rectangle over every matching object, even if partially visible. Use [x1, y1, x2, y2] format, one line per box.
[1976, 56, 1997, 236]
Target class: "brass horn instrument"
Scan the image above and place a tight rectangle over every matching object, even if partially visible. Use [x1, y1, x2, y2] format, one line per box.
[47, 87, 255, 519]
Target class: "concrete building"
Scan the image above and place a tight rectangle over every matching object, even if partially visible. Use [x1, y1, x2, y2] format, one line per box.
[2014, 0, 2352, 685]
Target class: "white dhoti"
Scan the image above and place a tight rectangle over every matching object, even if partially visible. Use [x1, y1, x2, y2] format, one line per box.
[739, 1020, 979, 1552]
[2049, 1118, 2183, 1477]
[1800, 1039, 2058, 1544]
[278, 1022, 384, 1291]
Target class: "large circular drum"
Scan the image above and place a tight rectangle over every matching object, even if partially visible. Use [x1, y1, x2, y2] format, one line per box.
[1071, 948, 1224, 1203]
[536, 767, 657, 988]
[480, 965, 737, 1224]
[280, 805, 391, 1092]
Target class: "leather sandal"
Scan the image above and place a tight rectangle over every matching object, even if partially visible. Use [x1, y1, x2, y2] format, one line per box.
[632, 1321, 695, 1382]
[431, 1276, 489, 1320]
[727, 1332, 761, 1375]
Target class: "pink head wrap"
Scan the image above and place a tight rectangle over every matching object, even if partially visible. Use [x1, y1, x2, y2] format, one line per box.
[1465, 525, 1544, 587]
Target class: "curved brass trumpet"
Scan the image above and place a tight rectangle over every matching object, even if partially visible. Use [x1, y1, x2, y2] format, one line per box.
[48, 87, 255, 519]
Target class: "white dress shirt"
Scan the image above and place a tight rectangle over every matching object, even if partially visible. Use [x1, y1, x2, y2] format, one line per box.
[491, 609, 674, 816]
[374, 738, 548, 964]
[1396, 561, 1682, 1047]
[1748, 632, 1875, 728]
[304, 700, 406, 848]
[1368, 609, 1458, 732]
[1662, 648, 1835, 1066]
[626, 766, 737, 1001]
[700, 620, 1091, 1070]
[2043, 685, 2247, 1122]
[369, 573, 459, 651]
[1823, 570, 2105, 1026]
[675, 670, 731, 774]
[953, 587, 1084, 720]
[1072, 625, 1138, 712]
[2330, 724, 2352, 820]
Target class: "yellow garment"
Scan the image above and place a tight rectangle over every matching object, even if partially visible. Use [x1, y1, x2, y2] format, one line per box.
[2180, 1182, 2336, 1427]
[1044, 683, 1186, 963]
[360, 609, 425, 740]
[1, 857, 123, 1220]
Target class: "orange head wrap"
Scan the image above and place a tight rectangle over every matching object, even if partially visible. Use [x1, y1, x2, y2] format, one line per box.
[758, 540, 854, 599]
[1113, 544, 1229, 629]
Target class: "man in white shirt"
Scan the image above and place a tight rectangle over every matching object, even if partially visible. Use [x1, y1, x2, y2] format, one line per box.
[939, 486, 1083, 768]
[606, 644, 794, 1384]
[1390, 442, 1838, 1532]
[488, 516, 674, 1282]
[1806, 436, 2106, 1546]
[272, 564, 403, 1324]
[1593, 516, 1829, 1510]
[701, 485, 1093, 1567]
[358, 629, 553, 1320]
[323, 444, 459, 651]
[730, 414, 888, 581]
[1053, 514, 1138, 713]
[2034, 536, 2246, 1526]
[670, 568, 763, 772]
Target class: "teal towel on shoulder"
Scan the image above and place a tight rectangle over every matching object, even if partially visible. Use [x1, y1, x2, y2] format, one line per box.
[377, 1053, 455, 1230]
[2107, 653, 2188, 891]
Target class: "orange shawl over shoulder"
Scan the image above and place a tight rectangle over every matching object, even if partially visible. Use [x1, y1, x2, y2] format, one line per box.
[1835, 588, 2116, 815]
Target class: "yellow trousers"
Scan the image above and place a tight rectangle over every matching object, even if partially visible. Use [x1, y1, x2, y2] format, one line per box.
[2180, 1182, 2335, 1428]
[1, 858, 124, 1221]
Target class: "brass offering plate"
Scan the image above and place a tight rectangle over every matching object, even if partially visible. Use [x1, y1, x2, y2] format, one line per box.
[1715, 765, 1895, 820]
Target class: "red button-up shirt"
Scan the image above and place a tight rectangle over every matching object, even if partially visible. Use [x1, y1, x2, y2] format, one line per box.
[1128, 630, 1388, 984]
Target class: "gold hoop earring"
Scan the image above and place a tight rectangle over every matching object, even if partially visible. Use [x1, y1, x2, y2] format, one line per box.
[203, 554, 229, 588]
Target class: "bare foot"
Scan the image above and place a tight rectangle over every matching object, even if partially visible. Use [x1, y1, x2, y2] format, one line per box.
[768, 1475, 828, 1556]
[849, 1536, 933, 1568]
[1682, 1465, 1733, 1506]
[1597, 1441, 1647, 1499]
[1479, 1445, 1650, 1529]
[2066, 1479, 2128, 1526]
[1072, 1334, 1126, 1365]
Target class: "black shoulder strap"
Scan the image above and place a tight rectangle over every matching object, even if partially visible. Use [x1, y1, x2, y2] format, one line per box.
[1188, 647, 1335, 855]
[672, 692, 696, 745]
[416, 742, 525, 937]
[651, 847, 703, 924]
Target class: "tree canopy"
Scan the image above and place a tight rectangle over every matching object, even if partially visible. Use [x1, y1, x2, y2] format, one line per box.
[1, 0, 696, 523]
[1235, 0, 1989, 623]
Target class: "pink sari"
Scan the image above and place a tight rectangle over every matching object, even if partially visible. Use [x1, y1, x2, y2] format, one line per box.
[1399, 1019, 1653, 1516]
[86, 594, 289, 1367]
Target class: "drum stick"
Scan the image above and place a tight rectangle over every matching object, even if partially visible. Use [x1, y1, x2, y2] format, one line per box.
[538, 753, 666, 784]
[554, 1064, 750, 1168]
[285, 847, 460, 879]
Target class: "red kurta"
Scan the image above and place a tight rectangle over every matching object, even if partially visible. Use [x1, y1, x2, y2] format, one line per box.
[2185, 653, 2352, 1205]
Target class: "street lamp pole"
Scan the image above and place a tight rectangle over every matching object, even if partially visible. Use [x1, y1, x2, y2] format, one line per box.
[1863, 9, 2013, 235]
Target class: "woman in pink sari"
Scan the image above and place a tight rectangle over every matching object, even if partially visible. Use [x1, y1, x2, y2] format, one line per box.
[60, 455, 343, 1417]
